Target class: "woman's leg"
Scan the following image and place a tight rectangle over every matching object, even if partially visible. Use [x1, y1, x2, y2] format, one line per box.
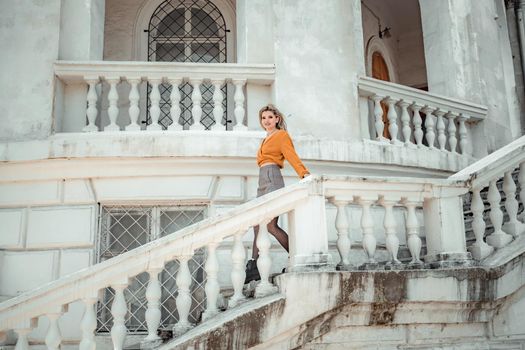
[267, 217, 289, 252]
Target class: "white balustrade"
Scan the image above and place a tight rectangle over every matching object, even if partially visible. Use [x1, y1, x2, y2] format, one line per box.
[14, 328, 31, 350]
[168, 78, 183, 131]
[468, 187, 494, 260]
[333, 200, 351, 268]
[55, 61, 275, 133]
[233, 79, 247, 131]
[79, 297, 98, 350]
[486, 180, 514, 248]
[255, 220, 278, 298]
[203, 241, 220, 321]
[358, 77, 487, 154]
[229, 231, 247, 308]
[142, 264, 164, 347]
[379, 198, 401, 265]
[126, 78, 141, 131]
[502, 170, 525, 236]
[45, 310, 63, 350]
[211, 79, 225, 131]
[173, 255, 193, 337]
[357, 197, 377, 264]
[402, 199, 422, 264]
[110, 283, 129, 350]
[519, 162, 525, 222]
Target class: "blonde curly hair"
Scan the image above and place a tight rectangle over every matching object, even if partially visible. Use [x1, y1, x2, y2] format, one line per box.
[258, 104, 287, 131]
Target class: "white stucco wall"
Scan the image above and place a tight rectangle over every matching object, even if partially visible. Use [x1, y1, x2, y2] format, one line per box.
[0, 0, 61, 142]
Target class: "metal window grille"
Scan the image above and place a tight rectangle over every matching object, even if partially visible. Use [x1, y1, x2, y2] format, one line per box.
[96, 205, 207, 333]
[146, 0, 228, 130]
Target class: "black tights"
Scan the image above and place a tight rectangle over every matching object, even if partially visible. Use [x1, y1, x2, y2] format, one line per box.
[251, 216, 289, 260]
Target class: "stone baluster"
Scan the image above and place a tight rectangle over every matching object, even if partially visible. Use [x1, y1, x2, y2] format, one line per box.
[45, 307, 65, 350]
[79, 296, 98, 350]
[385, 97, 399, 143]
[435, 109, 446, 151]
[126, 78, 141, 131]
[502, 170, 525, 236]
[203, 241, 220, 320]
[519, 162, 525, 222]
[411, 104, 423, 147]
[111, 282, 129, 350]
[168, 78, 183, 131]
[468, 187, 494, 260]
[211, 79, 225, 131]
[83, 77, 99, 132]
[422, 106, 435, 148]
[147, 78, 162, 130]
[104, 78, 120, 132]
[233, 79, 248, 131]
[486, 180, 514, 248]
[14, 326, 33, 350]
[333, 200, 351, 269]
[229, 230, 247, 308]
[255, 219, 278, 297]
[173, 255, 193, 336]
[190, 79, 204, 130]
[398, 100, 411, 145]
[379, 197, 401, 265]
[371, 95, 385, 141]
[402, 200, 422, 265]
[357, 197, 377, 264]
[142, 263, 164, 348]
[446, 112, 458, 152]
[458, 114, 468, 154]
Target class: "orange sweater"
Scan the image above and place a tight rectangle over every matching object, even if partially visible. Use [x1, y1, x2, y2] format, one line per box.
[257, 129, 309, 178]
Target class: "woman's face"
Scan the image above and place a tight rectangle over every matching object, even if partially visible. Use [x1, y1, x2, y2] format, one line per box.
[261, 110, 279, 133]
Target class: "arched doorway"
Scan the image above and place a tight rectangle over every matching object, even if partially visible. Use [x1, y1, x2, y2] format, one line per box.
[146, 0, 229, 129]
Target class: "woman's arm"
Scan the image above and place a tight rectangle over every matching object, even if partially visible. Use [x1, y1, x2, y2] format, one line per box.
[280, 132, 310, 178]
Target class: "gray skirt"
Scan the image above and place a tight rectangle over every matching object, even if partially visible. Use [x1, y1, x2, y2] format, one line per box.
[257, 164, 285, 197]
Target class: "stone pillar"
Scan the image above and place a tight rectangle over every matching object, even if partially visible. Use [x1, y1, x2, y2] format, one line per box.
[238, 0, 366, 138]
[419, 0, 521, 155]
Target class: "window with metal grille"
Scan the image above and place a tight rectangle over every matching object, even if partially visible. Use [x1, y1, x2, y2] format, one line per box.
[96, 205, 207, 333]
[146, 0, 228, 130]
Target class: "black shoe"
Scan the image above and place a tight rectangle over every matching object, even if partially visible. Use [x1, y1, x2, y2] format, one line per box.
[244, 259, 261, 284]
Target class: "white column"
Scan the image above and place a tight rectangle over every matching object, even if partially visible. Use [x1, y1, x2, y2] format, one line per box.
[233, 79, 248, 131]
[211, 79, 225, 131]
[173, 255, 193, 336]
[104, 77, 120, 132]
[502, 170, 525, 236]
[142, 264, 164, 346]
[255, 219, 278, 298]
[190, 79, 204, 130]
[357, 197, 377, 264]
[398, 100, 412, 145]
[126, 78, 141, 131]
[110, 283, 129, 350]
[403, 200, 422, 264]
[422, 106, 435, 148]
[411, 103, 423, 147]
[486, 179, 514, 248]
[79, 297, 98, 350]
[333, 200, 351, 268]
[203, 241, 220, 320]
[372, 95, 385, 141]
[446, 112, 458, 152]
[83, 77, 99, 132]
[147, 78, 162, 130]
[468, 187, 494, 260]
[14, 328, 31, 350]
[458, 114, 468, 154]
[229, 231, 246, 308]
[168, 78, 183, 131]
[379, 198, 401, 265]
[385, 97, 399, 143]
[435, 109, 446, 151]
[45, 311, 63, 350]
[519, 162, 525, 222]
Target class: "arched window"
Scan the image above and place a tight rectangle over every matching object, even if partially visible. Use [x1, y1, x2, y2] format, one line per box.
[147, 0, 228, 129]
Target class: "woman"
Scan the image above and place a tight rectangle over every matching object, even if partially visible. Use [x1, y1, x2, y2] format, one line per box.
[245, 104, 310, 284]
